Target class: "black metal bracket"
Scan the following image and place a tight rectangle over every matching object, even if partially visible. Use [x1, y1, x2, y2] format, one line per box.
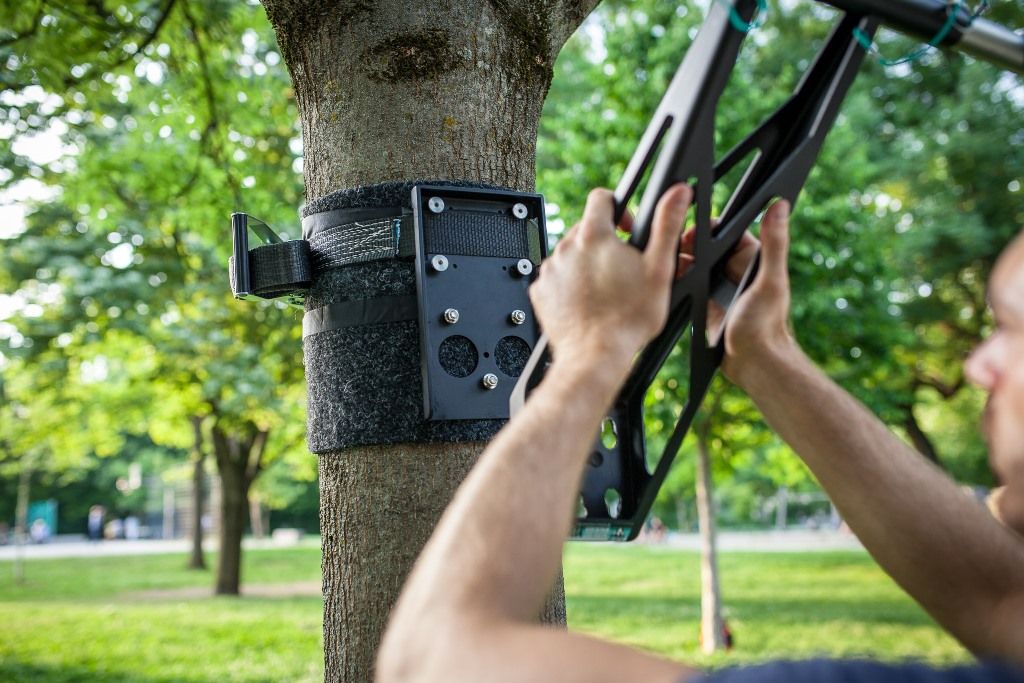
[412, 185, 548, 421]
[513, 0, 878, 541]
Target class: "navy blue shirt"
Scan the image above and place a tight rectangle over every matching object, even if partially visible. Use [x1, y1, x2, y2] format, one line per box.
[697, 660, 1024, 683]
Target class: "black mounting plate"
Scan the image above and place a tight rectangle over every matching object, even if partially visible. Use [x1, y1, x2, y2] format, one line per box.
[412, 185, 548, 421]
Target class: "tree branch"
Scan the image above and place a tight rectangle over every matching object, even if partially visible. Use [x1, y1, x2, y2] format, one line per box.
[0, 0, 177, 92]
[0, 3, 47, 47]
[913, 372, 965, 400]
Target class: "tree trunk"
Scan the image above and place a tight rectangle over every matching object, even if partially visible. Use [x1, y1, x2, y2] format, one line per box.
[249, 494, 266, 539]
[212, 424, 268, 595]
[695, 434, 725, 654]
[13, 458, 31, 584]
[189, 415, 207, 571]
[260, 2, 596, 680]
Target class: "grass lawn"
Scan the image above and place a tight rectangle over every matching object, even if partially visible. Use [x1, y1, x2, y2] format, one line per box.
[0, 542, 968, 681]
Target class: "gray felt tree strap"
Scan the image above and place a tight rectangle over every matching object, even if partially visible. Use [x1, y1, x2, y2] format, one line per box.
[302, 295, 418, 338]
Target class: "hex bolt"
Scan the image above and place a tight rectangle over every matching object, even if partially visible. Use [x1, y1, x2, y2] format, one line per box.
[512, 202, 528, 219]
[515, 258, 534, 277]
[510, 309, 526, 325]
[443, 308, 460, 325]
[428, 196, 445, 214]
[481, 373, 499, 390]
[431, 254, 449, 272]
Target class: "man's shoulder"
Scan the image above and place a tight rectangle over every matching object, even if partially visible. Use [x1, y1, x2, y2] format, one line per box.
[694, 659, 1024, 683]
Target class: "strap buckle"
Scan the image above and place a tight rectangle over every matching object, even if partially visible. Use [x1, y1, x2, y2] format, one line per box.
[229, 212, 307, 308]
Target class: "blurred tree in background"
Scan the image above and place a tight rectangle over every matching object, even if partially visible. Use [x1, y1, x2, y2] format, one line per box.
[0, 0, 311, 593]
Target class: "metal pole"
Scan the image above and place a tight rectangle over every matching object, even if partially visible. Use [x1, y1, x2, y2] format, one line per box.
[958, 17, 1024, 73]
[822, 0, 1024, 74]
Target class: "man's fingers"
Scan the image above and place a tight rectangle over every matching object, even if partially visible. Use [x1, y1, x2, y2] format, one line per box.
[579, 188, 616, 239]
[645, 184, 692, 273]
[754, 200, 790, 287]
[725, 233, 760, 283]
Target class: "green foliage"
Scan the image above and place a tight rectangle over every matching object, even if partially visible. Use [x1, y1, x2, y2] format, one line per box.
[1, 2, 309, 509]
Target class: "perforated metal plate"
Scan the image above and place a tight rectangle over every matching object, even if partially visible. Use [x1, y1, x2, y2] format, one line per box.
[412, 185, 547, 421]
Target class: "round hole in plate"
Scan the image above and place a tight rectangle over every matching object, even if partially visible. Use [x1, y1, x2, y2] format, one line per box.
[600, 418, 617, 449]
[494, 336, 532, 377]
[438, 335, 478, 378]
[604, 488, 622, 519]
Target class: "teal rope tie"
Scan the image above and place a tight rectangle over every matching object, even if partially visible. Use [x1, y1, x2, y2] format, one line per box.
[854, 0, 989, 67]
[716, 0, 768, 33]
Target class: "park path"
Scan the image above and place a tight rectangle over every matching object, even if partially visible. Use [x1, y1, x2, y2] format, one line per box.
[0, 528, 863, 562]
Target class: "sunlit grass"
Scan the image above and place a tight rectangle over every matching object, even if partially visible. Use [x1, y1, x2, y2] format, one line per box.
[563, 544, 968, 668]
[0, 542, 968, 681]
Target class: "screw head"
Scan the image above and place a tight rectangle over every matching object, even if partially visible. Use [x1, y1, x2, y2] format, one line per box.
[512, 202, 528, 219]
[443, 308, 460, 324]
[431, 254, 449, 272]
[510, 309, 526, 325]
[515, 259, 533, 277]
[428, 196, 445, 214]
[481, 373, 499, 390]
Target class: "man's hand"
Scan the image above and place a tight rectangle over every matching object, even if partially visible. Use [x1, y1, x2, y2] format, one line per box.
[681, 199, 797, 387]
[529, 184, 693, 376]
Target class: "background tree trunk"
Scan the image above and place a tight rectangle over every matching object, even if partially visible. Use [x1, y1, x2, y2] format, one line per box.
[695, 433, 725, 653]
[249, 495, 266, 539]
[902, 405, 941, 464]
[189, 415, 207, 571]
[260, 1, 596, 680]
[13, 457, 32, 584]
[212, 424, 268, 595]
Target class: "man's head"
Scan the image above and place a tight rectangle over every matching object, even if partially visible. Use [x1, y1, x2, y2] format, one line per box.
[966, 231, 1024, 534]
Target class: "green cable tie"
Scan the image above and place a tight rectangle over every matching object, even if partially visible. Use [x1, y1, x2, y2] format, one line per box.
[716, 0, 768, 34]
[854, 0, 966, 67]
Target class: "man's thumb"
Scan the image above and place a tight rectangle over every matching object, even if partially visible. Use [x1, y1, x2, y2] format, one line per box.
[758, 200, 790, 284]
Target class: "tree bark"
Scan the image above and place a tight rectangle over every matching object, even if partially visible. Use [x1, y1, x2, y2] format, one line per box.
[260, 2, 595, 679]
[189, 415, 207, 571]
[695, 433, 725, 654]
[211, 424, 268, 595]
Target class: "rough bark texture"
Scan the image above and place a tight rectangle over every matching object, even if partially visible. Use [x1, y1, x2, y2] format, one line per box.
[695, 435, 725, 653]
[189, 416, 207, 571]
[320, 443, 566, 680]
[260, 1, 595, 679]
[263, 0, 596, 196]
[211, 425, 268, 595]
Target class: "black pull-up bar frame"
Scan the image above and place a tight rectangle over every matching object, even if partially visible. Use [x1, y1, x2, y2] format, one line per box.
[511, 0, 1023, 541]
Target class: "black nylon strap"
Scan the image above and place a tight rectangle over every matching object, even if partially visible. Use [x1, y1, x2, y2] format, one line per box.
[422, 212, 540, 263]
[241, 200, 541, 303]
[229, 240, 311, 300]
[302, 295, 418, 338]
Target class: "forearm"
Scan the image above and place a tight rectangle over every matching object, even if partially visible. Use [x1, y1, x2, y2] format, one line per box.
[379, 349, 696, 683]
[739, 345, 1024, 659]
[423, 354, 626, 619]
